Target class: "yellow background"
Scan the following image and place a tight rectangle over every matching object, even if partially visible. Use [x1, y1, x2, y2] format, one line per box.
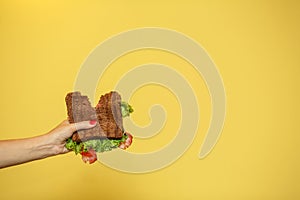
[0, 1, 299, 199]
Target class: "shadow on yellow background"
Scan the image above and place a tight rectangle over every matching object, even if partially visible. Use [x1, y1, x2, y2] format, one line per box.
[0, 1, 299, 199]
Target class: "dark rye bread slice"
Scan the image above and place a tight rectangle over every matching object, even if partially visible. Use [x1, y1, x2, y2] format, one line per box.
[65, 91, 124, 142]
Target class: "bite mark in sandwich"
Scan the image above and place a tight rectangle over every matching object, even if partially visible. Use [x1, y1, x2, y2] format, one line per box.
[65, 91, 133, 164]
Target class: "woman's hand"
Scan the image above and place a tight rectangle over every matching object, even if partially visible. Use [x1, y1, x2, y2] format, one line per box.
[44, 120, 97, 155]
[0, 119, 97, 169]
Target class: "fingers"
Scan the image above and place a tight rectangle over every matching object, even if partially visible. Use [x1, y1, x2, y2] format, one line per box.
[62, 146, 71, 154]
[61, 120, 70, 125]
[69, 120, 97, 133]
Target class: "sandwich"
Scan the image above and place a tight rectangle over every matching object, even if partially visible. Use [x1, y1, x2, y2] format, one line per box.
[65, 91, 133, 164]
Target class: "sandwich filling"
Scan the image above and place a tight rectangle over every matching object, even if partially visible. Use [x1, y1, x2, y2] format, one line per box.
[64, 91, 133, 164]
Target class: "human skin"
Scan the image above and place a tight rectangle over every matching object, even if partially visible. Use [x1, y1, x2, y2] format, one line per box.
[0, 119, 97, 169]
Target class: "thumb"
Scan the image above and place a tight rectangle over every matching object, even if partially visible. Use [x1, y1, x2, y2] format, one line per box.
[69, 120, 97, 133]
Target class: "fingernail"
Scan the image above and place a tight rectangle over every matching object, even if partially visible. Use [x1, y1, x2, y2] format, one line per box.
[89, 120, 97, 125]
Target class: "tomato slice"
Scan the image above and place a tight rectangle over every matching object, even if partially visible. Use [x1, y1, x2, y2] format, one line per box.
[125, 133, 133, 146]
[80, 149, 97, 164]
[118, 132, 133, 150]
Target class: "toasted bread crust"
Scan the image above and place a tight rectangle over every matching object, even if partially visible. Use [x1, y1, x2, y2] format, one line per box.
[65, 91, 124, 142]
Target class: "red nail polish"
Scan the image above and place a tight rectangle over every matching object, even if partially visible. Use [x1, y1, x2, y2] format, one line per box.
[89, 120, 97, 125]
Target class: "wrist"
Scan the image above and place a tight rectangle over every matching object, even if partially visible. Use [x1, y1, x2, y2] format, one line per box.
[30, 134, 59, 158]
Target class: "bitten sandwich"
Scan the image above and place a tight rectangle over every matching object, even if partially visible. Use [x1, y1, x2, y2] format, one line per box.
[65, 91, 133, 164]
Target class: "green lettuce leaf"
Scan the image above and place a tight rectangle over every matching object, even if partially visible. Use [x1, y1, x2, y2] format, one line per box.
[121, 101, 134, 117]
[65, 134, 128, 154]
[65, 101, 133, 154]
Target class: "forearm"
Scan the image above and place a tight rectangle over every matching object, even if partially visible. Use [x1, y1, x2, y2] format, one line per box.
[0, 120, 96, 169]
[0, 134, 59, 169]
